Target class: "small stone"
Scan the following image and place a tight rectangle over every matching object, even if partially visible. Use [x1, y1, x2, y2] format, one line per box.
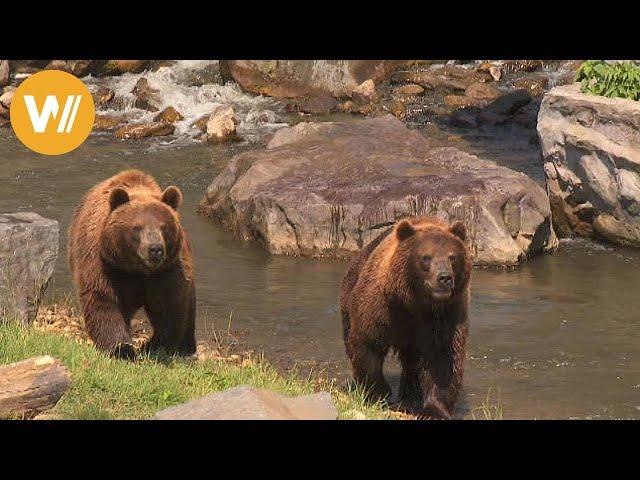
[131, 78, 160, 112]
[393, 84, 425, 96]
[105, 60, 150, 75]
[465, 82, 501, 101]
[286, 94, 338, 115]
[489, 66, 502, 82]
[514, 76, 549, 97]
[351, 79, 376, 104]
[94, 114, 127, 131]
[206, 105, 237, 143]
[503, 60, 543, 73]
[114, 121, 174, 140]
[92, 86, 115, 107]
[444, 95, 475, 108]
[153, 106, 184, 124]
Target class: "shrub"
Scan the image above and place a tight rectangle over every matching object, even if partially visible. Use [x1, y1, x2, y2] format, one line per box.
[575, 60, 640, 101]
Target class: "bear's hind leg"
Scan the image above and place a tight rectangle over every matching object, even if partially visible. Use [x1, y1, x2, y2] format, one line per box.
[350, 339, 391, 402]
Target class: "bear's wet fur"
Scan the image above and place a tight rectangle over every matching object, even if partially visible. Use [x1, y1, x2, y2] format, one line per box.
[340, 216, 472, 419]
[68, 169, 196, 359]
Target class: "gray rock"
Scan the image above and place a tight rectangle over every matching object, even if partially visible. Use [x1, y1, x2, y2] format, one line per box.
[538, 83, 640, 246]
[0, 61, 9, 88]
[200, 115, 558, 267]
[154, 385, 338, 420]
[0, 213, 59, 324]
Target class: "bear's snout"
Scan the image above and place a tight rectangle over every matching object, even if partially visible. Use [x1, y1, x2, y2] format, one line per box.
[138, 227, 167, 268]
[148, 244, 165, 262]
[437, 271, 453, 288]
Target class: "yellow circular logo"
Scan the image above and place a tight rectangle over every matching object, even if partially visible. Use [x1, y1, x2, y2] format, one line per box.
[10, 70, 95, 155]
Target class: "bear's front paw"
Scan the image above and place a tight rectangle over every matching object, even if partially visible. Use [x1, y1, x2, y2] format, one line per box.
[112, 342, 137, 361]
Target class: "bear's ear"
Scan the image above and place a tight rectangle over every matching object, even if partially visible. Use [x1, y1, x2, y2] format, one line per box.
[396, 219, 416, 241]
[109, 188, 130, 211]
[449, 221, 467, 241]
[162, 186, 183, 210]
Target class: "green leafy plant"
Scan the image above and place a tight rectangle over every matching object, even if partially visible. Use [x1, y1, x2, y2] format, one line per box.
[575, 60, 640, 101]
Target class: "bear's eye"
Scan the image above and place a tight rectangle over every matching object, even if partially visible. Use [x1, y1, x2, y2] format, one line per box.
[422, 255, 432, 267]
[449, 254, 457, 263]
[133, 226, 143, 234]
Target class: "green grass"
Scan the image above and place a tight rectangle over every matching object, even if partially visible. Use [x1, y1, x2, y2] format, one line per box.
[0, 321, 391, 420]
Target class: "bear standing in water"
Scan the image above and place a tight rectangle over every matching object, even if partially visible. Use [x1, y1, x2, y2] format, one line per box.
[68, 170, 196, 359]
[340, 216, 472, 419]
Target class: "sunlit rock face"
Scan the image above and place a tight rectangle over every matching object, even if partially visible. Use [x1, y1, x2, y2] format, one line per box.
[538, 83, 640, 246]
[0, 212, 59, 324]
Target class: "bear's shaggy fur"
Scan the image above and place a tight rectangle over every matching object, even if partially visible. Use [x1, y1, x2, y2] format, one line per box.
[68, 169, 196, 359]
[340, 216, 472, 419]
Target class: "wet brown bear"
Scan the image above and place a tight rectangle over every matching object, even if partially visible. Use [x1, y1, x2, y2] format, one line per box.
[340, 216, 472, 419]
[68, 169, 196, 359]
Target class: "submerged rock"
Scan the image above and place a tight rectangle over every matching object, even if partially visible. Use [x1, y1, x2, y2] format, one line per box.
[200, 115, 557, 266]
[114, 121, 174, 140]
[0, 213, 59, 325]
[538, 83, 640, 246]
[154, 385, 337, 420]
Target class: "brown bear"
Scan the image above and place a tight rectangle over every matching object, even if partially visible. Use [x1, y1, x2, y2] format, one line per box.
[68, 169, 196, 359]
[340, 216, 472, 419]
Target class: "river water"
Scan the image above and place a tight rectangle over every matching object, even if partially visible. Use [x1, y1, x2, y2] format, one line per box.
[1, 61, 638, 419]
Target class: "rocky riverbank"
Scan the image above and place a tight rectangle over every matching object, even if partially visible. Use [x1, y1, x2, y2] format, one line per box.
[0, 59, 581, 143]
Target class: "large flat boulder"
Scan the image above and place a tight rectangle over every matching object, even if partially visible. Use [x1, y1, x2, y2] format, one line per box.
[200, 115, 557, 266]
[0, 213, 59, 324]
[538, 83, 640, 246]
[220, 60, 405, 99]
[154, 385, 337, 420]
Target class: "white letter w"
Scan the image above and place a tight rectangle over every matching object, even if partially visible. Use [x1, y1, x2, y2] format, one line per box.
[23, 95, 82, 133]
